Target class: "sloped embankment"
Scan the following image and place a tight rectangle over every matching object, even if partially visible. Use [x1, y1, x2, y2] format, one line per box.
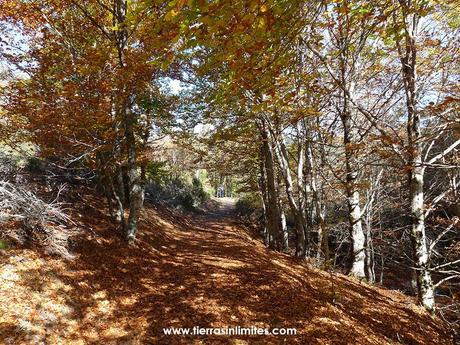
[0, 194, 454, 344]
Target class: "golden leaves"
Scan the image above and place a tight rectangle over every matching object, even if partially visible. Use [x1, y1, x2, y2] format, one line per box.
[165, 9, 179, 21]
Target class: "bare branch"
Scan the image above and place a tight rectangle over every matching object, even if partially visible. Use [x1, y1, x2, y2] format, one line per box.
[427, 138, 460, 165]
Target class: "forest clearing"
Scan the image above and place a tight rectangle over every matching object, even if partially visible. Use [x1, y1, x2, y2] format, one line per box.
[0, 0, 459, 344]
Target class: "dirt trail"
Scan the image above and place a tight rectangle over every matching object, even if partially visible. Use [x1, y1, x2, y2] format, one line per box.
[0, 197, 454, 344]
[208, 197, 237, 217]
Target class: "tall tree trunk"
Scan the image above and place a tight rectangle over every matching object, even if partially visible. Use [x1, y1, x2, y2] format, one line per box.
[305, 134, 329, 262]
[115, 0, 144, 242]
[271, 128, 307, 258]
[260, 124, 282, 250]
[258, 155, 270, 246]
[408, 161, 434, 310]
[397, 1, 434, 311]
[363, 170, 382, 283]
[276, 175, 289, 252]
[335, 16, 366, 278]
[280, 209, 289, 252]
[317, 207, 329, 262]
[314, 117, 330, 262]
[124, 98, 145, 242]
[364, 212, 375, 283]
[341, 106, 366, 279]
[297, 122, 313, 255]
[111, 169, 126, 227]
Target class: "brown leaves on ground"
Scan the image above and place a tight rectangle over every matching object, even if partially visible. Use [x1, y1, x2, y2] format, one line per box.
[0, 195, 454, 344]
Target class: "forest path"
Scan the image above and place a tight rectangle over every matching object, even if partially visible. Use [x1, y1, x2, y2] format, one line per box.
[0, 196, 453, 344]
[205, 197, 237, 217]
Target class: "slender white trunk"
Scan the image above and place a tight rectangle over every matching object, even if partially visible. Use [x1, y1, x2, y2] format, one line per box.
[341, 107, 366, 279]
[397, 3, 435, 311]
[260, 124, 282, 249]
[125, 97, 145, 242]
[280, 209, 288, 251]
[336, 22, 366, 278]
[409, 164, 434, 310]
[272, 128, 307, 257]
[364, 207, 375, 283]
[348, 187, 366, 278]
[258, 156, 270, 246]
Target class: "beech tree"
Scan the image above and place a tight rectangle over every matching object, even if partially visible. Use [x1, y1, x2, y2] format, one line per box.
[387, 0, 460, 311]
[0, 0, 180, 241]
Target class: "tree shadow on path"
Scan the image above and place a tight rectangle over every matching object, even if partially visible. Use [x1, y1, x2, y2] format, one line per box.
[1, 196, 453, 344]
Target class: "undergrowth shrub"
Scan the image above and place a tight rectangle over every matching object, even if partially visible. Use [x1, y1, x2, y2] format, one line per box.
[145, 174, 209, 211]
[235, 193, 262, 219]
[0, 181, 74, 258]
[0, 151, 19, 180]
[25, 156, 47, 174]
